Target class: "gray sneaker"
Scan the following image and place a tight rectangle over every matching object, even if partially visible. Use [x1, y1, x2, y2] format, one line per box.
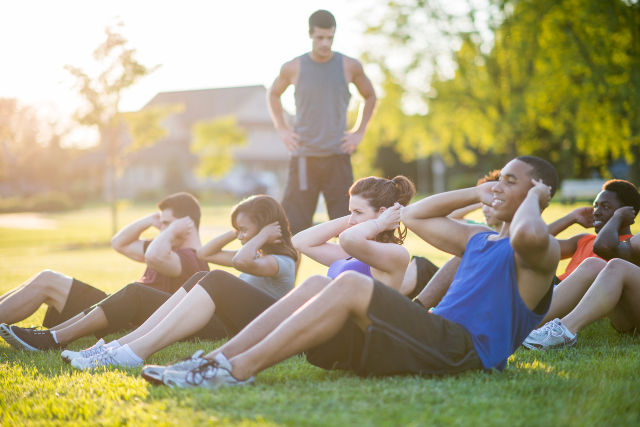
[141, 350, 208, 384]
[522, 318, 577, 350]
[70, 347, 142, 370]
[162, 353, 254, 389]
[61, 338, 106, 363]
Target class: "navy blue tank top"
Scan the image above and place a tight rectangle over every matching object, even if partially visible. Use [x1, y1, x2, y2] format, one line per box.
[294, 52, 350, 157]
[432, 231, 550, 370]
[327, 257, 371, 279]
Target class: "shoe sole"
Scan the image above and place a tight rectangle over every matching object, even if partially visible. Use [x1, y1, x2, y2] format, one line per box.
[0, 324, 39, 351]
[141, 368, 164, 385]
[521, 339, 576, 351]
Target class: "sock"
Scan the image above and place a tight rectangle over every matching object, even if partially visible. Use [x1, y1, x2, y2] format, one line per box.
[116, 344, 144, 365]
[105, 339, 120, 349]
[50, 330, 59, 344]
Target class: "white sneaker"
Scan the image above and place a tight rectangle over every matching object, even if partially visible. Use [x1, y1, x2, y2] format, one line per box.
[141, 350, 208, 384]
[162, 353, 254, 389]
[70, 347, 142, 370]
[522, 318, 577, 350]
[61, 338, 106, 363]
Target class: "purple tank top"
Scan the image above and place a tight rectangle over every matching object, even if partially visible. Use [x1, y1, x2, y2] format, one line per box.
[327, 257, 371, 279]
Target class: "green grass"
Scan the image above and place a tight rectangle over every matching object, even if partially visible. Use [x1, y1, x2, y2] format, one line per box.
[1, 203, 640, 425]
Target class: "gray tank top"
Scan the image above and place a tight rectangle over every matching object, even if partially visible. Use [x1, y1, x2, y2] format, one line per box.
[294, 52, 351, 157]
[238, 254, 296, 299]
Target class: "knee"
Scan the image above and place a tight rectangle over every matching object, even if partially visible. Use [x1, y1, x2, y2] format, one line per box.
[328, 271, 373, 300]
[30, 270, 67, 293]
[298, 275, 331, 292]
[581, 257, 607, 276]
[603, 258, 635, 278]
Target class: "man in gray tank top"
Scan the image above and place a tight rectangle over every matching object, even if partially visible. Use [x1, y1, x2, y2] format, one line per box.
[267, 10, 377, 234]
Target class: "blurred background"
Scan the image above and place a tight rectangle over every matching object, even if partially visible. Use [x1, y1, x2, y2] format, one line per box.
[1, 0, 638, 232]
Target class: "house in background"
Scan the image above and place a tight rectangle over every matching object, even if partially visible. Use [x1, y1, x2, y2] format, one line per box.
[116, 85, 290, 199]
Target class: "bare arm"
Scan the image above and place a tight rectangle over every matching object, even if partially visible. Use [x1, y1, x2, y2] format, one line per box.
[593, 206, 636, 261]
[547, 206, 593, 236]
[339, 204, 409, 278]
[341, 59, 377, 154]
[292, 216, 351, 266]
[415, 256, 461, 309]
[145, 217, 195, 277]
[510, 180, 561, 309]
[111, 213, 159, 262]
[197, 230, 238, 267]
[267, 60, 299, 152]
[232, 222, 281, 277]
[401, 183, 494, 257]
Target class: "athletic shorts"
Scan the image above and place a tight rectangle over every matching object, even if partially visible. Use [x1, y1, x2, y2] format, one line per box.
[42, 278, 108, 328]
[306, 279, 483, 377]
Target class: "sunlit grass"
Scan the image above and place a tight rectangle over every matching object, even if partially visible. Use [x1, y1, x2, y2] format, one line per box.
[1, 202, 639, 425]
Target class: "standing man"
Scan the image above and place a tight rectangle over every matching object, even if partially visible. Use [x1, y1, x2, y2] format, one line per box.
[268, 9, 377, 234]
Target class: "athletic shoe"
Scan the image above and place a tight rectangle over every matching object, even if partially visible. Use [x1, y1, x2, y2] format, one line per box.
[522, 318, 577, 350]
[0, 324, 60, 351]
[61, 338, 106, 363]
[161, 353, 254, 389]
[70, 347, 142, 370]
[141, 350, 208, 385]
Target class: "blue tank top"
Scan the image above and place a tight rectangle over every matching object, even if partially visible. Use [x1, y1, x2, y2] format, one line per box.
[294, 52, 350, 157]
[327, 257, 371, 279]
[432, 231, 550, 370]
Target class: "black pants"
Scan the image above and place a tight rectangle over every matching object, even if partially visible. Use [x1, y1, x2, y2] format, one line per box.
[95, 270, 277, 340]
[282, 155, 353, 235]
[192, 270, 278, 336]
[43, 279, 108, 328]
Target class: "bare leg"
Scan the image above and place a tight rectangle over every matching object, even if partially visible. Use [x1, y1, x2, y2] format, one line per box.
[126, 286, 216, 359]
[54, 307, 109, 344]
[539, 257, 606, 324]
[562, 259, 640, 334]
[415, 257, 460, 308]
[206, 275, 331, 361]
[0, 270, 73, 324]
[228, 272, 374, 381]
[50, 312, 86, 331]
[116, 288, 188, 347]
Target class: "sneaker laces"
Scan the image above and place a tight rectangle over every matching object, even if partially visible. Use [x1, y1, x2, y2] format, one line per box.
[80, 344, 106, 358]
[544, 320, 567, 339]
[87, 349, 118, 368]
[185, 360, 225, 386]
[171, 350, 205, 369]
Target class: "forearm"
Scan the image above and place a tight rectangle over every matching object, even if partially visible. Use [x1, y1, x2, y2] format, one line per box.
[292, 216, 350, 251]
[111, 216, 152, 250]
[510, 192, 549, 248]
[339, 219, 379, 252]
[352, 95, 376, 134]
[145, 229, 176, 263]
[198, 230, 237, 260]
[403, 187, 481, 223]
[233, 234, 269, 268]
[267, 94, 288, 130]
[593, 216, 624, 259]
[547, 214, 577, 236]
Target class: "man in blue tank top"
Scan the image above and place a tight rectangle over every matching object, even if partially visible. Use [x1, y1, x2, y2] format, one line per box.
[267, 10, 377, 235]
[151, 157, 564, 390]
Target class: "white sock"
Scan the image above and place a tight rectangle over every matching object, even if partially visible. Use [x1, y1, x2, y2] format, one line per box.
[50, 330, 59, 344]
[105, 340, 120, 349]
[114, 344, 144, 365]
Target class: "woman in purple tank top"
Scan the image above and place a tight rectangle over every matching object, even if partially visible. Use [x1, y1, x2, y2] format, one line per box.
[292, 175, 416, 291]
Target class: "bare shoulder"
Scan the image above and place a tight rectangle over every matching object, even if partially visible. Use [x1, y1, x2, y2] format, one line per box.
[275, 57, 300, 85]
[341, 54, 364, 79]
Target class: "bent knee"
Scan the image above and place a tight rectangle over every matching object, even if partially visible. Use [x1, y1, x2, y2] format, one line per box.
[31, 270, 72, 291]
[580, 257, 607, 275]
[330, 271, 374, 295]
[604, 258, 636, 276]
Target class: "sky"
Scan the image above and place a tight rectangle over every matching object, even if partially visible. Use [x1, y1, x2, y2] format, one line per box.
[0, 0, 373, 121]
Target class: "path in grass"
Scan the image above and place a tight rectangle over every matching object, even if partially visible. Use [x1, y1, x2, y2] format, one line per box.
[1, 203, 639, 425]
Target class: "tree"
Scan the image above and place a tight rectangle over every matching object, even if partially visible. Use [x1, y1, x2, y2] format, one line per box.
[363, 0, 640, 183]
[191, 115, 247, 179]
[66, 22, 161, 233]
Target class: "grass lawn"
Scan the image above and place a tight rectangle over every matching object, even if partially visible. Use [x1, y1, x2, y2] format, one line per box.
[1, 202, 639, 425]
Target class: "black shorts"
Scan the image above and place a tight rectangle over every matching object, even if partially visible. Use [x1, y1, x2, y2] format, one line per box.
[306, 279, 483, 377]
[42, 279, 108, 328]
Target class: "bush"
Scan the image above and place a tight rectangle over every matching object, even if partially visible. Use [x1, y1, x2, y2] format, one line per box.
[0, 191, 81, 213]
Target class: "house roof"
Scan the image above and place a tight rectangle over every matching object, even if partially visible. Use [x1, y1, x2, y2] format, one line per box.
[143, 85, 273, 129]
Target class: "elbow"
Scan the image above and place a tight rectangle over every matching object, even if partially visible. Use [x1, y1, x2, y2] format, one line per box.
[231, 254, 252, 272]
[291, 234, 304, 251]
[111, 236, 124, 254]
[593, 241, 616, 260]
[338, 230, 359, 252]
[196, 247, 207, 261]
